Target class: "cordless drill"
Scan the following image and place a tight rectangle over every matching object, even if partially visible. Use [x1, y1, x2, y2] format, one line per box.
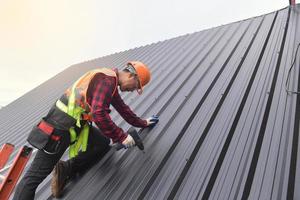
[115, 127, 144, 151]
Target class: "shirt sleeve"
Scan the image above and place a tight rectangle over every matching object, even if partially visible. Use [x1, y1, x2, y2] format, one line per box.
[111, 90, 148, 128]
[90, 75, 127, 143]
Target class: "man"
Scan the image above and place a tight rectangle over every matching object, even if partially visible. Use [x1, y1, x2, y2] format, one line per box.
[13, 61, 159, 199]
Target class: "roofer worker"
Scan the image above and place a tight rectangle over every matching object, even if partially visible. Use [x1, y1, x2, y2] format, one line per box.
[13, 61, 159, 199]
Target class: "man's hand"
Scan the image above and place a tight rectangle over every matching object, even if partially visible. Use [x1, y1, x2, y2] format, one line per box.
[146, 115, 159, 127]
[122, 134, 135, 148]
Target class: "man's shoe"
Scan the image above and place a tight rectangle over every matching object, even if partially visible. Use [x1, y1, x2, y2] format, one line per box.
[51, 160, 71, 198]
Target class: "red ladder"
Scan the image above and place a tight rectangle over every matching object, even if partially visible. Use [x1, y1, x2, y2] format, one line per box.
[0, 143, 32, 200]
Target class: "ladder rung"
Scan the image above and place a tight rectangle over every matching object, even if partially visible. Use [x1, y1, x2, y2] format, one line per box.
[0, 146, 32, 200]
[0, 144, 14, 170]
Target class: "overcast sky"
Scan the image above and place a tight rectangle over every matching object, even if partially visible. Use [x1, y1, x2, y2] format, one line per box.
[0, 0, 288, 107]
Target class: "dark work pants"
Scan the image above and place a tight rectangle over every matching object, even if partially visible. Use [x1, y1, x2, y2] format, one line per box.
[13, 126, 110, 200]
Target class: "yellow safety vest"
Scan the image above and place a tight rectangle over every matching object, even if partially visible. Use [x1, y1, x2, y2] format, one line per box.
[56, 68, 117, 158]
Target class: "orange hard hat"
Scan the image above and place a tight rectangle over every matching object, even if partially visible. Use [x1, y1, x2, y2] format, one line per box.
[127, 61, 151, 94]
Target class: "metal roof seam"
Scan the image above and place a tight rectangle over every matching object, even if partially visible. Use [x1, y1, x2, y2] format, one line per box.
[201, 11, 279, 199]
[168, 16, 265, 200]
[242, 7, 291, 200]
[138, 17, 254, 200]
[287, 17, 300, 200]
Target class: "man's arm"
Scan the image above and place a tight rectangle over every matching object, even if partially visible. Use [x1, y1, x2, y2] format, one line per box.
[90, 75, 127, 143]
[111, 91, 147, 128]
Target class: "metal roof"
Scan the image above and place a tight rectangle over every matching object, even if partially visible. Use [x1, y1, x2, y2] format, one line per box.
[1, 4, 300, 200]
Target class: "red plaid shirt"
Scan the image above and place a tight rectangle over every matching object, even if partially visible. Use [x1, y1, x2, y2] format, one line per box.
[86, 69, 147, 143]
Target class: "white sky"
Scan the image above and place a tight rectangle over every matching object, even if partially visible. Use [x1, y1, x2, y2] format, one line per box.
[0, 0, 287, 107]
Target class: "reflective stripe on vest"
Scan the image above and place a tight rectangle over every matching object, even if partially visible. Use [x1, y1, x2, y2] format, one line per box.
[56, 100, 89, 158]
[62, 68, 118, 158]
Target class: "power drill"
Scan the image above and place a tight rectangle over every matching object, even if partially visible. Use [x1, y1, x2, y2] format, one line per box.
[115, 127, 144, 152]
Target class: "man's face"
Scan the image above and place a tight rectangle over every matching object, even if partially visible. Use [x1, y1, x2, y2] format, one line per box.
[119, 73, 140, 92]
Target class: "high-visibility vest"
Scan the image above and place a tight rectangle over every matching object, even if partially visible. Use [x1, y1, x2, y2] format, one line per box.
[56, 68, 118, 158]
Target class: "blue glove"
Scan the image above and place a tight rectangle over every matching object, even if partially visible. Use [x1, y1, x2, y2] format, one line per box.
[146, 115, 159, 127]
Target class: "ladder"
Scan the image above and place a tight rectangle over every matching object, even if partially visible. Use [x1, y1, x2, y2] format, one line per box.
[0, 143, 32, 200]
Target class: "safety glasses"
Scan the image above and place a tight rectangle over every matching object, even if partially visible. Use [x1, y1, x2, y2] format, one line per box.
[126, 64, 142, 90]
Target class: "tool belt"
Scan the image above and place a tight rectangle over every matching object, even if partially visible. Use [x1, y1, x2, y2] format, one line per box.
[27, 95, 77, 152]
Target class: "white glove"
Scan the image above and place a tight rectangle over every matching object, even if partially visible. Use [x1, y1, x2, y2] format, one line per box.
[109, 138, 114, 146]
[122, 134, 135, 148]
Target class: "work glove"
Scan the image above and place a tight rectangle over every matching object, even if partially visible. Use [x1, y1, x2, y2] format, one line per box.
[109, 138, 114, 146]
[146, 115, 159, 127]
[122, 134, 135, 148]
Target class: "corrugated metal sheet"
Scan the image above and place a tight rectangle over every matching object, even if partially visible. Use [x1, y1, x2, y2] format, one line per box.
[1, 4, 300, 200]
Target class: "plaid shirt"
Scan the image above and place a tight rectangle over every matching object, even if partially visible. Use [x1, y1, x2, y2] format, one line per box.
[86, 69, 147, 143]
